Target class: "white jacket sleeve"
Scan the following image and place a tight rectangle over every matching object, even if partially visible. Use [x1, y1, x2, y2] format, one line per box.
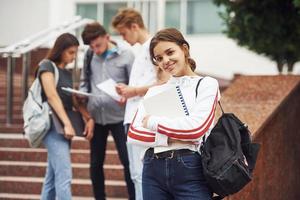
[146, 77, 220, 142]
[127, 101, 168, 147]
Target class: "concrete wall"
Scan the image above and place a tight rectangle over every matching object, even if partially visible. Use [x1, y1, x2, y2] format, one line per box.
[188, 35, 283, 79]
[48, 0, 75, 28]
[0, 0, 50, 47]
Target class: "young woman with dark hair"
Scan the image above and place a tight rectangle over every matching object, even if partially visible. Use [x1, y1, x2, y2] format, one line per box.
[38, 33, 94, 199]
[128, 28, 220, 200]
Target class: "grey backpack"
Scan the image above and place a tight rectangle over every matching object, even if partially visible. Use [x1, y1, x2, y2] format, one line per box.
[23, 60, 59, 148]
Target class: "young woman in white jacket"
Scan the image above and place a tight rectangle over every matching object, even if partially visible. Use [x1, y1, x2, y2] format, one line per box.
[127, 28, 220, 200]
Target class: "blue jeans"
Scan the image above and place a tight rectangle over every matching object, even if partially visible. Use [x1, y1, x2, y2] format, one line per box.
[41, 123, 72, 200]
[90, 122, 135, 200]
[125, 124, 144, 200]
[142, 149, 212, 200]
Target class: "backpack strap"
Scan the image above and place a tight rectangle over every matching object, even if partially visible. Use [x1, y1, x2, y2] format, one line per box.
[195, 77, 203, 98]
[84, 49, 93, 93]
[195, 77, 224, 114]
[50, 60, 59, 86]
[195, 77, 207, 146]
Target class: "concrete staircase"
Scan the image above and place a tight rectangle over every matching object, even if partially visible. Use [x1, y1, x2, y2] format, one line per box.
[0, 72, 128, 199]
[0, 134, 128, 200]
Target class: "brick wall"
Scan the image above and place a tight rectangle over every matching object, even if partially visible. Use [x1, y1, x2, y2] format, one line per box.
[219, 75, 300, 200]
[0, 48, 49, 75]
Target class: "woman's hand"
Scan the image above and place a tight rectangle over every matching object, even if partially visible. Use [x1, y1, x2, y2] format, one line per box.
[115, 83, 126, 95]
[64, 124, 75, 140]
[117, 96, 127, 106]
[142, 115, 151, 129]
[84, 118, 94, 141]
[75, 94, 88, 104]
[116, 83, 137, 98]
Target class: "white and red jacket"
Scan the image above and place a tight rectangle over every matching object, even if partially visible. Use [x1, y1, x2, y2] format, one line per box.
[127, 75, 220, 154]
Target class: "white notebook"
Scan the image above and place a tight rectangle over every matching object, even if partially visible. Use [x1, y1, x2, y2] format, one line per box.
[143, 86, 188, 119]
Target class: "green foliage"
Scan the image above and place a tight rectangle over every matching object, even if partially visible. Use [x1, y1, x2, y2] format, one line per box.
[214, 0, 300, 72]
[294, 0, 300, 7]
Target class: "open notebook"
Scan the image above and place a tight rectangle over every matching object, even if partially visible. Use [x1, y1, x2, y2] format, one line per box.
[142, 85, 188, 119]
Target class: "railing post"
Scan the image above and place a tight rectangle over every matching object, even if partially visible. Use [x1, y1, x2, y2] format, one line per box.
[6, 55, 15, 125]
[73, 29, 82, 89]
[21, 52, 31, 102]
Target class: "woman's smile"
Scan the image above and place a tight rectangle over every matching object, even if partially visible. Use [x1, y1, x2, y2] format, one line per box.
[164, 61, 176, 72]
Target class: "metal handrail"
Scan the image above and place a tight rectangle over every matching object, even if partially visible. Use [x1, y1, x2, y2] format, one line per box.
[0, 16, 92, 56]
[0, 16, 94, 126]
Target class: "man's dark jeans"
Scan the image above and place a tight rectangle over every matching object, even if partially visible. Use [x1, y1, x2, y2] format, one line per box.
[90, 122, 135, 200]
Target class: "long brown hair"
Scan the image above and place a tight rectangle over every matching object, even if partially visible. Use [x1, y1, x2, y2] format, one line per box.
[47, 33, 79, 64]
[149, 28, 196, 71]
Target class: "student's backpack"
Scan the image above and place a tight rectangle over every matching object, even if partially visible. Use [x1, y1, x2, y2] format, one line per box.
[196, 78, 260, 199]
[23, 60, 59, 148]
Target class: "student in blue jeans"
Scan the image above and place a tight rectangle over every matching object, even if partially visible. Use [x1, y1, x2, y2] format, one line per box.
[127, 28, 220, 200]
[112, 8, 170, 200]
[79, 22, 135, 200]
[39, 33, 94, 199]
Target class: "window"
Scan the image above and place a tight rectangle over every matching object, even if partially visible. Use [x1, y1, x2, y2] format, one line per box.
[165, 1, 180, 30]
[103, 3, 127, 33]
[75, 1, 157, 34]
[143, 1, 158, 34]
[75, 0, 223, 35]
[76, 2, 126, 34]
[187, 0, 224, 34]
[76, 4, 97, 20]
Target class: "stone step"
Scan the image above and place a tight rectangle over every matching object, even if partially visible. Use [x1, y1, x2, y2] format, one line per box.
[0, 147, 121, 165]
[0, 124, 23, 133]
[0, 161, 124, 180]
[0, 134, 117, 150]
[0, 104, 22, 111]
[0, 193, 126, 200]
[0, 110, 22, 116]
[0, 176, 128, 198]
[0, 96, 22, 104]
[0, 89, 22, 94]
[0, 134, 127, 198]
[0, 115, 23, 123]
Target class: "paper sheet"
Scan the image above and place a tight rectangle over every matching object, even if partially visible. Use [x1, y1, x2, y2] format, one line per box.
[61, 87, 98, 97]
[96, 79, 122, 101]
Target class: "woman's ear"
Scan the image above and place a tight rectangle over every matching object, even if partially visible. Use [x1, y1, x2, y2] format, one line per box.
[105, 34, 110, 41]
[131, 23, 139, 31]
[182, 43, 189, 50]
[182, 44, 190, 57]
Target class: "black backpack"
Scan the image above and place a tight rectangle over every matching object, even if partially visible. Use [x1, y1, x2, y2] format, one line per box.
[196, 78, 260, 199]
[83, 49, 94, 92]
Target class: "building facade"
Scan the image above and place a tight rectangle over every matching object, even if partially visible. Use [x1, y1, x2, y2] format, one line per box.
[1, 0, 299, 78]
